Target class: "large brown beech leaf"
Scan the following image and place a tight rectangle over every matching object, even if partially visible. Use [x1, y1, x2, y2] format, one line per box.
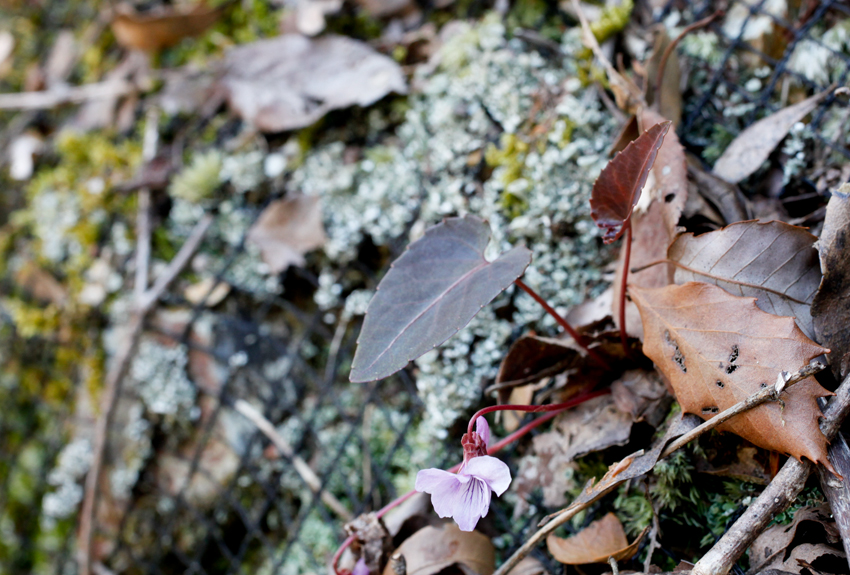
[590, 121, 671, 243]
[668, 220, 821, 339]
[632, 282, 833, 466]
[350, 215, 531, 383]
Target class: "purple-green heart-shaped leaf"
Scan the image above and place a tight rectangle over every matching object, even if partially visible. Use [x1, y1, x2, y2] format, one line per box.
[350, 215, 532, 383]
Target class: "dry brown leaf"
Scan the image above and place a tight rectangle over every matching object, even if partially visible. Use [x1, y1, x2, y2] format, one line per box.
[812, 183, 850, 380]
[749, 505, 841, 573]
[345, 513, 393, 574]
[246, 195, 326, 273]
[381, 524, 495, 575]
[495, 334, 584, 389]
[220, 34, 407, 132]
[546, 513, 646, 565]
[111, 2, 227, 53]
[14, 262, 67, 305]
[611, 369, 671, 428]
[184, 277, 230, 307]
[668, 220, 821, 339]
[713, 88, 834, 184]
[506, 556, 549, 575]
[502, 384, 535, 432]
[686, 160, 751, 226]
[532, 395, 635, 464]
[631, 282, 833, 468]
[695, 444, 771, 485]
[645, 25, 682, 127]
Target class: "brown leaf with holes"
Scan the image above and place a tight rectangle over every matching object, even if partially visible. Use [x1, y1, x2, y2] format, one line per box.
[668, 220, 821, 340]
[382, 524, 495, 575]
[111, 2, 228, 53]
[812, 182, 850, 380]
[632, 282, 833, 467]
[713, 88, 835, 184]
[547, 513, 647, 565]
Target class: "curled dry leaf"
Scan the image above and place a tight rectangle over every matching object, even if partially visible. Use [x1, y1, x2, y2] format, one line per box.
[812, 183, 850, 379]
[546, 512, 647, 565]
[610, 369, 671, 428]
[667, 220, 821, 339]
[14, 261, 67, 305]
[350, 215, 531, 383]
[590, 121, 671, 243]
[111, 2, 227, 52]
[645, 25, 682, 127]
[345, 513, 393, 574]
[220, 34, 407, 132]
[246, 195, 327, 274]
[631, 282, 833, 468]
[381, 524, 495, 575]
[749, 505, 841, 573]
[532, 395, 635, 465]
[713, 88, 835, 184]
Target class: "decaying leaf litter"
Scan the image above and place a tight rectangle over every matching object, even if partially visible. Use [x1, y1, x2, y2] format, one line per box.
[4, 2, 850, 575]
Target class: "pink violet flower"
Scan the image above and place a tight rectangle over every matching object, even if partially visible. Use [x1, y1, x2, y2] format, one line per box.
[351, 558, 370, 575]
[414, 417, 511, 531]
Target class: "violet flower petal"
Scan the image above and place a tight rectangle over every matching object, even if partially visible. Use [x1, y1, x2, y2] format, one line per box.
[475, 416, 491, 447]
[453, 477, 491, 531]
[352, 558, 370, 575]
[463, 455, 511, 496]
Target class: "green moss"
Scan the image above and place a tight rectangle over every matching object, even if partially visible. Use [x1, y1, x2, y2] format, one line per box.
[590, 0, 633, 43]
[3, 300, 60, 339]
[169, 150, 223, 203]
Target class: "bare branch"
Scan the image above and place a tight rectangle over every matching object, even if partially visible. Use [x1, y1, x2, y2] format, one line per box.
[691, 371, 850, 575]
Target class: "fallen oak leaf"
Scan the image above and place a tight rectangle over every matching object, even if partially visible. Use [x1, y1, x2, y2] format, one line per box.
[590, 121, 671, 243]
[381, 523, 495, 575]
[712, 87, 836, 184]
[667, 220, 821, 339]
[546, 512, 648, 565]
[350, 215, 531, 383]
[631, 282, 833, 468]
[246, 195, 327, 273]
[111, 1, 230, 53]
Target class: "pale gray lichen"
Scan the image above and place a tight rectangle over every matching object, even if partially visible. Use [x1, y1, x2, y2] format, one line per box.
[41, 439, 92, 522]
[130, 340, 197, 419]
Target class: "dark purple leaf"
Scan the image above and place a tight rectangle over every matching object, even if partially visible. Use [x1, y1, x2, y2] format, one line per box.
[590, 121, 671, 243]
[350, 215, 532, 383]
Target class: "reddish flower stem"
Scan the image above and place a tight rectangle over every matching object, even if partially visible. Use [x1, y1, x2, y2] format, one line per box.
[619, 220, 632, 356]
[513, 278, 606, 365]
[331, 389, 610, 575]
[466, 390, 609, 436]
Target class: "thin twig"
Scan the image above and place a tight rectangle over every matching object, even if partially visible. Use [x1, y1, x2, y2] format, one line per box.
[77, 215, 213, 575]
[654, 10, 723, 113]
[492, 362, 826, 575]
[608, 556, 619, 575]
[137, 215, 213, 311]
[691, 371, 850, 575]
[570, 0, 644, 110]
[0, 79, 135, 110]
[133, 109, 158, 301]
[232, 399, 353, 521]
[660, 362, 826, 459]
